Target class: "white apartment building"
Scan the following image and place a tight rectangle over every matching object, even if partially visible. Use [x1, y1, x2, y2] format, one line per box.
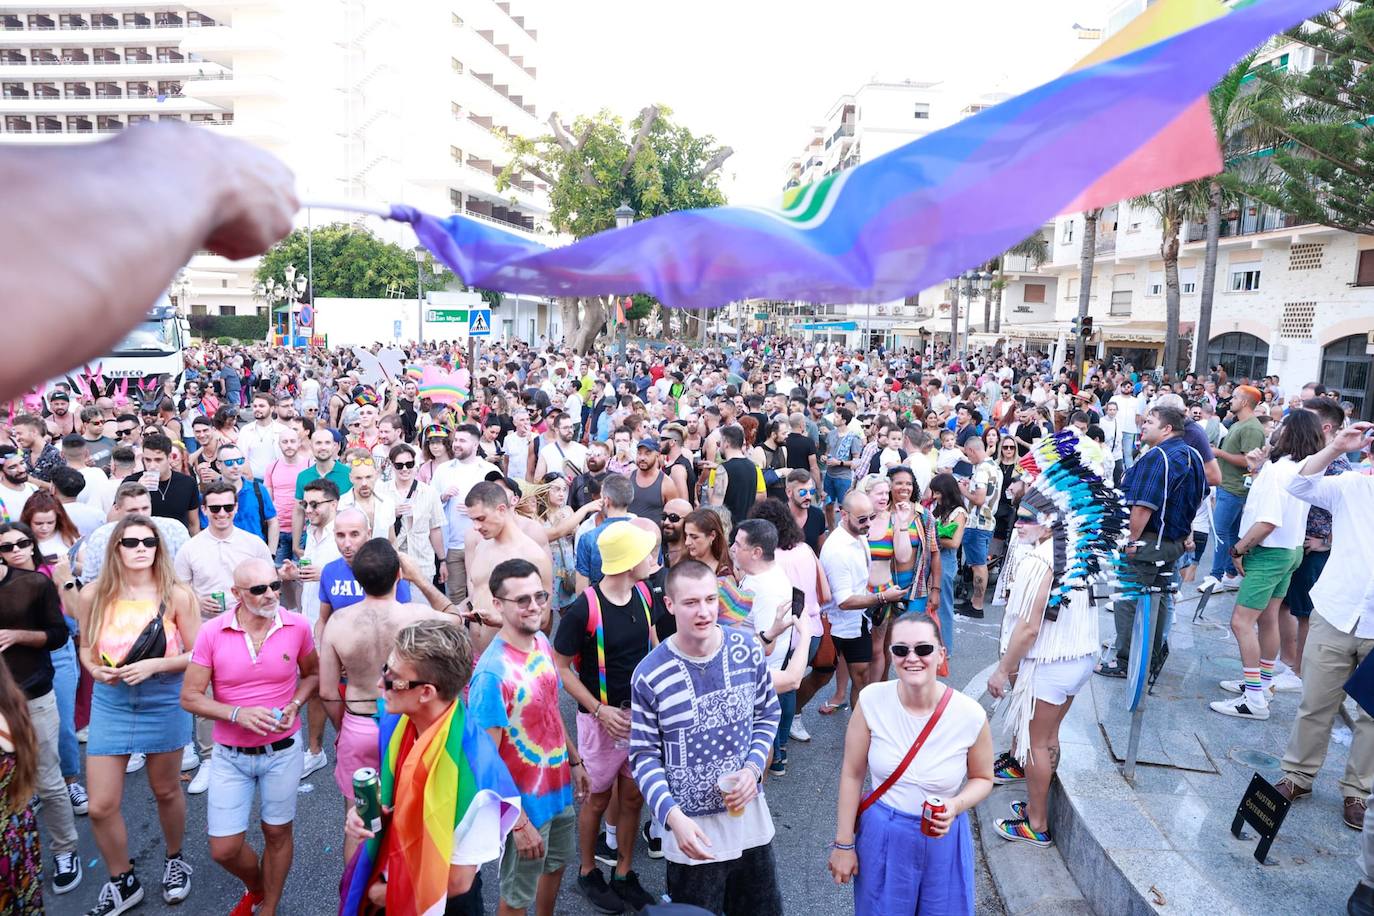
[0, 1, 554, 333]
[1036, 19, 1374, 419]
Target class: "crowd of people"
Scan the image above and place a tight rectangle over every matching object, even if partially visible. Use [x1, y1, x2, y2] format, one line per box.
[0, 329, 1370, 916]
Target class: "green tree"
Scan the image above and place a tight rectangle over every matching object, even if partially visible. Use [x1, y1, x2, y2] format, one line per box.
[1246, 4, 1374, 234]
[1129, 186, 1209, 377]
[499, 105, 731, 353]
[255, 223, 458, 300]
[1194, 53, 1262, 375]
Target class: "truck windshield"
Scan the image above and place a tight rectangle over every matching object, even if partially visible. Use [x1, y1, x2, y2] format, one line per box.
[113, 320, 176, 354]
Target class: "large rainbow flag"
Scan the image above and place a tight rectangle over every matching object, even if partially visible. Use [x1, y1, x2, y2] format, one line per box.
[339, 700, 520, 916]
[373, 0, 1327, 309]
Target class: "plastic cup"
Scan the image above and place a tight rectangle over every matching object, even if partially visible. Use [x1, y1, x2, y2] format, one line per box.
[716, 772, 744, 817]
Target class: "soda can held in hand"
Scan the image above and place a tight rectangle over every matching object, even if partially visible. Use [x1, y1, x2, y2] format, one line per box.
[921, 796, 946, 838]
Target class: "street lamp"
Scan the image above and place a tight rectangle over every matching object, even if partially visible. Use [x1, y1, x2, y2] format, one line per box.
[172, 270, 192, 313]
[413, 247, 427, 345]
[959, 269, 993, 359]
[283, 263, 306, 348]
[614, 201, 635, 358]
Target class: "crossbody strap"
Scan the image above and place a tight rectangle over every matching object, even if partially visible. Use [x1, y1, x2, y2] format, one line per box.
[856, 686, 952, 823]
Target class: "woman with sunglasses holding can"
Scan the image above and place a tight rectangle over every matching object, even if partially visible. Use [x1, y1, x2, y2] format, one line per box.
[74, 515, 201, 913]
[828, 612, 992, 914]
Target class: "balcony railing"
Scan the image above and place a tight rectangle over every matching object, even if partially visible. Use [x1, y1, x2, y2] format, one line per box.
[1095, 233, 1117, 256]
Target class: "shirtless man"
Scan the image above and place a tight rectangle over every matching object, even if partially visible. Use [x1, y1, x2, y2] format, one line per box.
[317, 538, 447, 862]
[462, 482, 552, 655]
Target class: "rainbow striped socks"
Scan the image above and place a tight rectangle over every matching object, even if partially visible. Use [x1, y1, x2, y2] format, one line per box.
[1260, 658, 1277, 691]
[1243, 666, 1263, 698]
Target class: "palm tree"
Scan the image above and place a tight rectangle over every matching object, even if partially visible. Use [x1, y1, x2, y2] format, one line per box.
[1128, 186, 1209, 377]
[1075, 208, 1103, 379]
[1195, 53, 1262, 375]
[990, 231, 1051, 332]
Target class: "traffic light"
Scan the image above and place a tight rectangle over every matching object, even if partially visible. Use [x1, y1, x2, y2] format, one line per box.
[1070, 317, 1081, 337]
[1082, 316, 1094, 337]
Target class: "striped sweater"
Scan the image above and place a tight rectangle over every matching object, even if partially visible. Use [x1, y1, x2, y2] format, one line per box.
[629, 627, 780, 825]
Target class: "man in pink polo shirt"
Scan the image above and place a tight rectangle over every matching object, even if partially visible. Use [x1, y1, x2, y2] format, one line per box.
[180, 557, 319, 916]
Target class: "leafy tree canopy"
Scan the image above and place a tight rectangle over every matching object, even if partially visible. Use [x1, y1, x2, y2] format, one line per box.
[1247, 2, 1374, 234]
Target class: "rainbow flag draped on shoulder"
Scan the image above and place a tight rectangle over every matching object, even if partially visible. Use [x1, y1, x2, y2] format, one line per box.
[370, 0, 1329, 310]
[339, 700, 520, 916]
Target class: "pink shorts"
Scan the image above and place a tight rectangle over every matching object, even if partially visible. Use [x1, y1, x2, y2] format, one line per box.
[334, 711, 379, 802]
[575, 712, 632, 795]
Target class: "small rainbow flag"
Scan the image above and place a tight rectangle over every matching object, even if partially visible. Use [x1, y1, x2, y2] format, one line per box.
[717, 576, 753, 627]
[340, 701, 519, 916]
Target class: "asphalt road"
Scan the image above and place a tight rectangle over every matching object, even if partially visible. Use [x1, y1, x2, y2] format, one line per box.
[48, 607, 1009, 916]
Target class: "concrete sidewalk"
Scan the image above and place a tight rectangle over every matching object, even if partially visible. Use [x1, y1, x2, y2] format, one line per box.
[977, 583, 1366, 916]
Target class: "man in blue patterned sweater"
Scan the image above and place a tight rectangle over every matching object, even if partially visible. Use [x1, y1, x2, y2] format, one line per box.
[628, 559, 783, 915]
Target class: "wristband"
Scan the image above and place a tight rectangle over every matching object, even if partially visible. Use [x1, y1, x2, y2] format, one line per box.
[830, 841, 856, 851]
[230, 706, 241, 723]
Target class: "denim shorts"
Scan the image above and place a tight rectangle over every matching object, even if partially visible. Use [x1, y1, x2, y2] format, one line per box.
[962, 528, 993, 567]
[823, 475, 852, 506]
[207, 733, 304, 837]
[88, 672, 192, 757]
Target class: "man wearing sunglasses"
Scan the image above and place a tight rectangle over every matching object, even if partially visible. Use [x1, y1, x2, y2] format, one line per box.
[785, 469, 827, 554]
[205, 444, 278, 548]
[181, 557, 318, 916]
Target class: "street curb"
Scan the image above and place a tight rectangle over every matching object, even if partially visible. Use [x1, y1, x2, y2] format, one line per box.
[962, 663, 1096, 916]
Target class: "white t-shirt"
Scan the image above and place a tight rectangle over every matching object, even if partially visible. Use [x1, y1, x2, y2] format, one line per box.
[859, 681, 986, 815]
[538, 440, 587, 477]
[563, 392, 583, 423]
[300, 522, 341, 624]
[0, 483, 36, 519]
[75, 467, 112, 510]
[820, 526, 870, 640]
[503, 432, 533, 481]
[301, 378, 321, 408]
[238, 420, 286, 479]
[1109, 394, 1139, 434]
[1239, 456, 1310, 550]
[432, 457, 500, 550]
[63, 501, 106, 537]
[741, 564, 793, 671]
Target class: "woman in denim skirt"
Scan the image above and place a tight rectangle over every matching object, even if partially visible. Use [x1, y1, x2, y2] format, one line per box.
[74, 514, 201, 916]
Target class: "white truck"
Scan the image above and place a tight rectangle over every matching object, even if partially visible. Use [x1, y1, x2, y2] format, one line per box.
[93, 299, 192, 388]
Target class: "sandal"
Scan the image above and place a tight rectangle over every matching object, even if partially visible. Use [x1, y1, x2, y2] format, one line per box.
[818, 701, 849, 715]
[1095, 660, 1128, 679]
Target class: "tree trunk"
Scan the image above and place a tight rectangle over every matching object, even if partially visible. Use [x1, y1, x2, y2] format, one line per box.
[1075, 209, 1101, 382]
[993, 264, 1005, 334]
[562, 296, 608, 355]
[949, 285, 959, 356]
[1194, 179, 1223, 375]
[1162, 229, 1182, 378]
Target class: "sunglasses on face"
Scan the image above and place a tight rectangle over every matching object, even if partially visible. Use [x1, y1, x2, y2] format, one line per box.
[245, 580, 282, 596]
[0, 538, 34, 553]
[851, 513, 875, 527]
[206, 503, 237, 515]
[220, 457, 246, 467]
[796, 488, 814, 497]
[115, 429, 135, 438]
[118, 537, 158, 549]
[391, 460, 416, 470]
[381, 663, 431, 693]
[664, 513, 684, 524]
[890, 643, 938, 658]
[495, 590, 550, 609]
[302, 498, 336, 510]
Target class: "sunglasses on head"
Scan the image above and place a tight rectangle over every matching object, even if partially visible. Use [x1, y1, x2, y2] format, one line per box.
[0, 538, 34, 553]
[245, 580, 282, 596]
[890, 643, 938, 658]
[118, 536, 158, 549]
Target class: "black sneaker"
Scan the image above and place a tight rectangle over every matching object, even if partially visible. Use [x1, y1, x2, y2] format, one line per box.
[577, 869, 627, 914]
[85, 872, 144, 916]
[955, 603, 984, 619]
[640, 821, 663, 859]
[53, 852, 82, 895]
[611, 870, 657, 912]
[161, 853, 193, 904]
[594, 831, 618, 867]
[769, 747, 787, 776]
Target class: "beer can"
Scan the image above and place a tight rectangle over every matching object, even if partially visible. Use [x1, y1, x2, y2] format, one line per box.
[299, 557, 311, 567]
[921, 796, 946, 838]
[211, 592, 226, 613]
[354, 767, 383, 833]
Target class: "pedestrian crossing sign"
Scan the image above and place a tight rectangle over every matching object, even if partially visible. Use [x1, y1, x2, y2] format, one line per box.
[469, 308, 492, 337]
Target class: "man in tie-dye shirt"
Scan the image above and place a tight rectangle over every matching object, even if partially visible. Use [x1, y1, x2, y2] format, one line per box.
[469, 558, 590, 915]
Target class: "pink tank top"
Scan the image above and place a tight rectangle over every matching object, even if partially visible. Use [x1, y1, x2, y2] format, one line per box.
[95, 599, 182, 666]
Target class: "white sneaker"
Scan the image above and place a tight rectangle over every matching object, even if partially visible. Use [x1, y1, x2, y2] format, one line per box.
[1220, 574, 1244, 591]
[789, 719, 811, 743]
[301, 748, 329, 780]
[1210, 694, 1270, 720]
[180, 744, 200, 772]
[1219, 679, 1274, 697]
[1198, 575, 1221, 593]
[1273, 669, 1303, 692]
[124, 753, 146, 774]
[187, 762, 212, 795]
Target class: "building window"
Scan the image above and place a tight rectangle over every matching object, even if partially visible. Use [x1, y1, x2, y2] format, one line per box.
[1147, 272, 1163, 296]
[1229, 269, 1261, 291]
[1061, 220, 1075, 244]
[1109, 289, 1132, 316]
[190, 304, 207, 316]
[1022, 283, 1046, 304]
[219, 305, 237, 316]
[1180, 267, 1197, 293]
[1207, 332, 1269, 382]
[913, 103, 929, 119]
[449, 188, 463, 211]
[1322, 334, 1374, 419]
[1356, 249, 1374, 286]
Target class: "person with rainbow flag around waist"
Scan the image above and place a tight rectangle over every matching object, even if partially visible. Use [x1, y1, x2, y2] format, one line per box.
[341, 618, 520, 916]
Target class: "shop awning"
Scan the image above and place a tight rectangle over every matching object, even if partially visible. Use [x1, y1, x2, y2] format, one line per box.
[1097, 320, 1195, 343]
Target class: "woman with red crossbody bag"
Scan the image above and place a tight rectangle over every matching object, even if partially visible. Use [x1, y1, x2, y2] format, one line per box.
[827, 612, 994, 915]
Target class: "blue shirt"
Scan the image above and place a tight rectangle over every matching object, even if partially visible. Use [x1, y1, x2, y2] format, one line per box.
[574, 515, 632, 585]
[318, 557, 413, 612]
[1122, 436, 1206, 542]
[199, 479, 276, 541]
